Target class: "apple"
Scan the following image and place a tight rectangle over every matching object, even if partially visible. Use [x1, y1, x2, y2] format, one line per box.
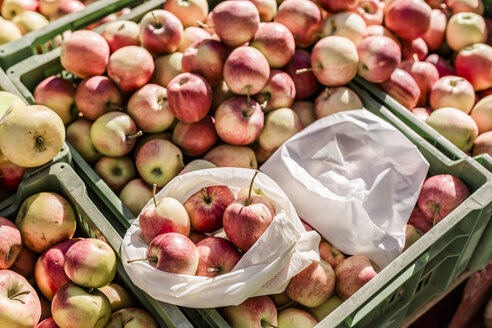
[195, 237, 241, 277]
[34, 238, 81, 300]
[204, 144, 258, 169]
[400, 60, 439, 107]
[178, 27, 211, 52]
[94, 156, 136, 193]
[36, 317, 60, 328]
[211, 0, 259, 47]
[335, 255, 379, 300]
[98, 283, 134, 312]
[365, 24, 401, 46]
[254, 70, 296, 112]
[314, 87, 363, 119]
[12, 11, 49, 34]
[188, 232, 207, 244]
[75, 76, 122, 121]
[152, 52, 183, 88]
[105, 308, 158, 328]
[39, 0, 62, 18]
[404, 224, 422, 251]
[250, 22, 295, 69]
[16, 192, 76, 253]
[309, 36, 359, 87]
[455, 43, 492, 91]
[425, 54, 456, 78]
[0, 105, 65, 168]
[0, 19, 22, 45]
[51, 0, 84, 19]
[10, 246, 36, 278]
[182, 39, 228, 87]
[402, 38, 428, 61]
[273, 0, 322, 48]
[277, 308, 318, 328]
[0, 217, 22, 269]
[179, 159, 216, 175]
[417, 174, 471, 225]
[107, 46, 155, 92]
[423, 9, 447, 51]
[66, 118, 102, 164]
[139, 10, 183, 54]
[163, 0, 208, 28]
[284, 49, 321, 100]
[221, 296, 277, 328]
[380, 68, 421, 109]
[172, 116, 218, 156]
[430, 76, 476, 113]
[258, 107, 302, 152]
[119, 179, 153, 217]
[349, 0, 384, 26]
[473, 131, 492, 156]
[270, 291, 292, 308]
[446, 12, 487, 52]
[321, 12, 367, 46]
[385, 0, 431, 40]
[308, 295, 344, 321]
[102, 20, 140, 53]
[424, 0, 445, 8]
[357, 35, 401, 83]
[34, 76, 77, 125]
[0, 270, 41, 328]
[426, 107, 479, 152]
[471, 95, 492, 134]
[410, 107, 433, 122]
[60, 30, 109, 79]
[136, 139, 184, 187]
[318, 0, 357, 12]
[250, 0, 277, 21]
[408, 206, 433, 233]
[292, 101, 316, 128]
[319, 241, 345, 269]
[286, 261, 335, 308]
[0, 153, 26, 191]
[1, 0, 38, 20]
[448, 0, 484, 14]
[51, 283, 111, 328]
[167, 72, 212, 123]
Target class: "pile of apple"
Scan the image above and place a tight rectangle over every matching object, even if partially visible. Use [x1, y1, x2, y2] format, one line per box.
[0, 190, 159, 328]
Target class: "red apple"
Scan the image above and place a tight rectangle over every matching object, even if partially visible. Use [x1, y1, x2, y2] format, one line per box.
[119, 179, 153, 218]
[321, 12, 367, 46]
[204, 144, 258, 169]
[0, 153, 26, 191]
[408, 207, 433, 233]
[314, 87, 363, 119]
[423, 9, 447, 51]
[250, 22, 295, 68]
[335, 255, 379, 300]
[195, 237, 241, 277]
[182, 39, 228, 87]
[400, 60, 439, 107]
[221, 296, 277, 328]
[102, 20, 140, 53]
[284, 49, 321, 100]
[139, 9, 183, 54]
[319, 241, 345, 269]
[10, 246, 37, 278]
[385, 0, 432, 40]
[380, 68, 421, 109]
[456, 43, 492, 91]
[0, 217, 22, 269]
[410, 107, 433, 122]
[292, 101, 316, 128]
[94, 156, 136, 193]
[357, 35, 401, 83]
[249, 0, 277, 22]
[51, 0, 84, 19]
[188, 231, 208, 244]
[402, 38, 428, 61]
[107, 46, 155, 92]
[473, 131, 492, 156]
[178, 27, 211, 52]
[365, 24, 401, 46]
[179, 159, 215, 176]
[75, 76, 122, 121]
[163, 0, 208, 28]
[447, 0, 484, 14]
[34, 76, 77, 125]
[318, 0, 357, 12]
[37, 318, 60, 328]
[430, 75, 476, 113]
[350, 0, 384, 26]
[254, 70, 296, 112]
[172, 116, 217, 157]
[105, 308, 158, 328]
[425, 54, 456, 77]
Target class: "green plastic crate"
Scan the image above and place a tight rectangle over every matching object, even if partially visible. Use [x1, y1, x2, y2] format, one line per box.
[0, 66, 18, 93]
[0, 162, 193, 328]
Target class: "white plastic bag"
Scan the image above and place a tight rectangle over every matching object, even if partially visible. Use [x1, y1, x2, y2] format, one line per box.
[260, 109, 429, 268]
[121, 168, 320, 308]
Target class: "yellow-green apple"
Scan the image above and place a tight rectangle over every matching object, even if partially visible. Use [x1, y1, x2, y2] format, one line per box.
[425, 54, 456, 77]
[250, 22, 295, 68]
[308, 36, 359, 87]
[403, 224, 422, 251]
[105, 308, 158, 328]
[447, 0, 484, 14]
[286, 261, 335, 308]
[34, 76, 77, 125]
[184, 186, 235, 233]
[0, 270, 41, 328]
[12, 11, 49, 34]
[119, 179, 153, 217]
[66, 118, 102, 164]
[321, 12, 367, 46]
[204, 144, 258, 169]
[408, 206, 433, 233]
[178, 27, 211, 52]
[107, 46, 155, 92]
[318, 0, 357, 12]
[135, 139, 184, 187]
[37, 317, 60, 328]
[182, 39, 227, 87]
[277, 308, 318, 328]
[426, 107, 479, 151]
[94, 156, 136, 193]
[308, 295, 343, 321]
[259, 107, 302, 152]
[51, 283, 111, 328]
[365, 24, 401, 47]
[319, 241, 345, 269]
[164, 0, 208, 27]
[410, 107, 432, 122]
[10, 246, 36, 278]
[446, 12, 486, 52]
[211, 1, 259, 47]
[0, 105, 65, 168]
[152, 52, 183, 87]
[255, 70, 296, 112]
[250, 0, 276, 22]
[417, 174, 470, 225]
[456, 43, 492, 91]
[357, 35, 401, 83]
[285, 49, 321, 100]
[195, 237, 241, 277]
[75, 76, 122, 121]
[0, 153, 26, 191]
[139, 192, 190, 244]
[385, 0, 431, 40]
[179, 159, 216, 175]
[132, 132, 173, 160]
[34, 238, 82, 300]
[167, 72, 212, 123]
[16, 192, 76, 253]
[335, 255, 379, 300]
[172, 116, 218, 156]
[292, 101, 315, 128]
[90, 112, 141, 157]
[473, 131, 492, 156]
[139, 10, 183, 54]
[430, 76, 475, 113]
[349, 0, 384, 26]
[223, 46, 270, 96]
[274, 0, 322, 48]
[471, 95, 492, 134]
[423, 9, 447, 51]
[60, 30, 109, 78]
[1, 0, 38, 20]
[314, 87, 363, 119]
[380, 68, 421, 109]
[402, 38, 428, 61]
[102, 20, 140, 54]
[270, 291, 293, 308]
[64, 238, 116, 288]
[0, 217, 22, 269]
[98, 283, 134, 312]
[0, 19, 22, 45]
[129, 232, 199, 275]
[400, 60, 439, 106]
[221, 296, 277, 328]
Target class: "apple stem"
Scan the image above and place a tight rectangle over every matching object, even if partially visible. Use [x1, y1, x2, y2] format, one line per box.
[127, 131, 143, 140]
[260, 93, 270, 111]
[197, 20, 214, 29]
[202, 187, 211, 203]
[152, 184, 158, 208]
[207, 267, 220, 272]
[151, 12, 159, 25]
[127, 257, 153, 264]
[247, 170, 260, 206]
[9, 290, 30, 303]
[245, 86, 256, 112]
[412, 54, 420, 62]
[261, 320, 279, 328]
[432, 206, 440, 227]
[296, 67, 318, 75]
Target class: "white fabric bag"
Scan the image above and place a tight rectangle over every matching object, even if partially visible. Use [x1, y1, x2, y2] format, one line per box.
[261, 109, 429, 268]
[121, 168, 320, 308]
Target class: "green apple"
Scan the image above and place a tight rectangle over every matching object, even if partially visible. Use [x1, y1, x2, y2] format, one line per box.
[105, 308, 158, 328]
[98, 283, 134, 312]
[12, 11, 49, 34]
[258, 107, 302, 152]
[0, 19, 22, 45]
[308, 295, 344, 321]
